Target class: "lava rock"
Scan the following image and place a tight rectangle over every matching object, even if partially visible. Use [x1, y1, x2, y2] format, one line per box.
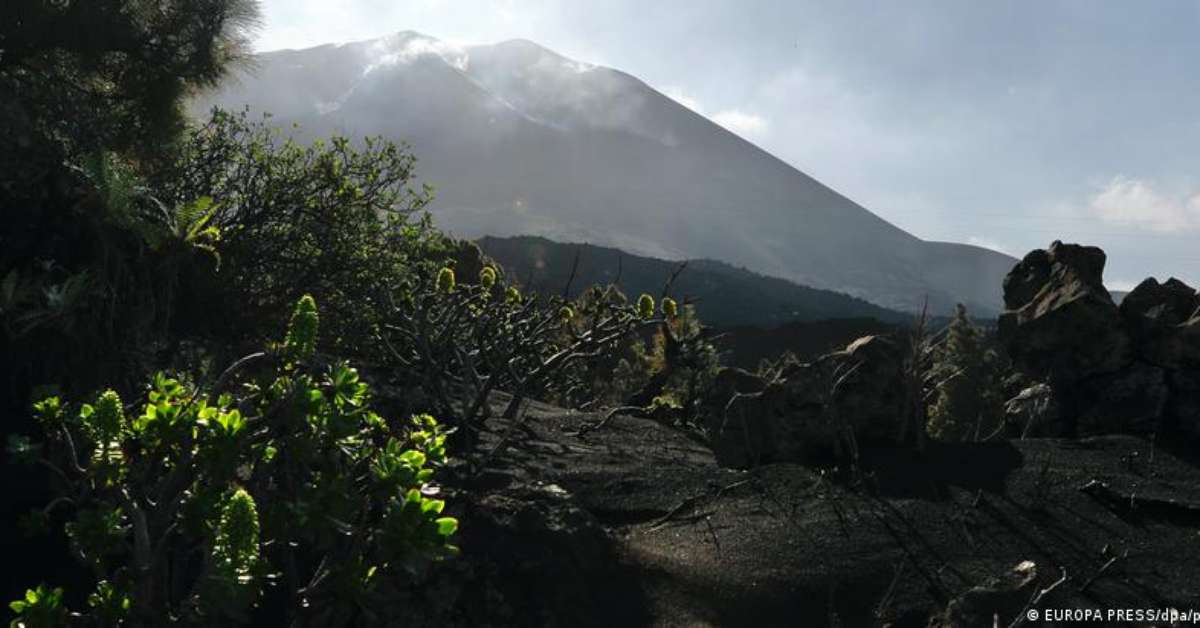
[1121, 277, 1200, 368]
[1073, 362, 1169, 435]
[998, 241, 1132, 384]
[705, 334, 910, 467]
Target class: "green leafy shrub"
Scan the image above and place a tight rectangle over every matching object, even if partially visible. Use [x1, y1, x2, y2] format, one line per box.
[10, 297, 457, 626]
[9, 584, 67, 628]
[554, 285, 656, 409]
[632, 302, 721, 425]
[151, 108, 448, 358]
[0, 149, 232, 404]
[283, 294, 320, 363]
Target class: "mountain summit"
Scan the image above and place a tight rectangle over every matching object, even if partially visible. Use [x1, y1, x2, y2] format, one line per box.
[194, 31, 1016, 314]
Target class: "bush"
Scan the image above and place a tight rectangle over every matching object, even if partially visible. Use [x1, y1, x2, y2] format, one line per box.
[927, 304, 1005, 441]
[152, 108, 447, 357]
[0, 150, 229, 404]
[9, 296, 457, 626]
[630, 302, 720, 426]
[549, 285, 655, 409]
[378, 272, 662, 441]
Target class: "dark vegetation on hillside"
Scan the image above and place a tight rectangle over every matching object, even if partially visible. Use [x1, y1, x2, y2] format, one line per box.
[479, 235, 909, 329]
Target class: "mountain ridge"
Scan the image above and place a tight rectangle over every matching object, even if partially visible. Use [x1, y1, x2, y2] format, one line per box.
[194, 30, 1018, 314]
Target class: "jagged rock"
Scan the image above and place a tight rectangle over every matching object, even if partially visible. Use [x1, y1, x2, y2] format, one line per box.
[1004, 383, 1065, 437]
[832, 334, 908, 442]
[1073, 362, 1169, 435]
[705, 365, 827, 467]
[998, 241, 1132, 383]
[1120, 277, 1200, 368]
[933, 560, 1042, 628]
[1120, 277, 1198, 332]
[996, 242, 1200, 437]
[1141, 311, 1200, 371]
[705, 334, 908, 467]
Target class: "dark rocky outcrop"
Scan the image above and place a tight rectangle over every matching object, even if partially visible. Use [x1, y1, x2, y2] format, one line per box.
[1121, 277, 1200, 370]
[998, 242, 1132, 384]
[703, 334, 911, 468]
[998, 241, 1200, 437]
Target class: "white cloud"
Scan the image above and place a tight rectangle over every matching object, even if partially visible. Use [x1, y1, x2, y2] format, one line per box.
[660, 88, 767, 137]
[712, 109, 768, 137]
[661, 86, 703, 113]
[1105, 279, 1142, 293]
[363, 33, 469, 76]
[1089, 176, 1200, 232]
[966, 236, 1014, 256]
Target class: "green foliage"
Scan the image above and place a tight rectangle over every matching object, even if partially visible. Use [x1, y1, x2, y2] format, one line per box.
[8, 584, 67, 628]
[200, 488, 262, 616]
[638, 303, 721, 425]
[437, 267, 457, 293]
[505, 286, 522, 304]
[646, 395, 684, 422]
[637, 294, 656, 320]
[0, 7, 681, 623]
[1, 0, 261, 158]
[2, 104, 441, 409]
[553, 285, 655, 408]
[927, 304, 1005, 441]
[13, 297, 458, 626]
[379, 274, 660, 432]
[1, 1, 259, 409]
[284, 294, 320, 363]
[153, 109, 444, 356]
[662, 297, 678, 318]
[478, 266, 497, 290]
[0, 146, 237, 414]
[86, 581, 130, 625]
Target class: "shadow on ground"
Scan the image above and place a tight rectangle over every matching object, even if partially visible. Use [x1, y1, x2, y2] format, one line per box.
[434, 393, 1200, 627]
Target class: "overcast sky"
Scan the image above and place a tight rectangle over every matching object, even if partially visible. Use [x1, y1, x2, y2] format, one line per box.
[255, 0, 1200, 290]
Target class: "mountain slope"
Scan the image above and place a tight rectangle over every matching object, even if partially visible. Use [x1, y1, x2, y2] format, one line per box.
[477, 235, 908, 328]
[193, 31, 1017, 314]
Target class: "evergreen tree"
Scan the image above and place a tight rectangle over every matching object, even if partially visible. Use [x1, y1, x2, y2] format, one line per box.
[927, 304, 1004, 441]
[1, 0, 261, 159]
